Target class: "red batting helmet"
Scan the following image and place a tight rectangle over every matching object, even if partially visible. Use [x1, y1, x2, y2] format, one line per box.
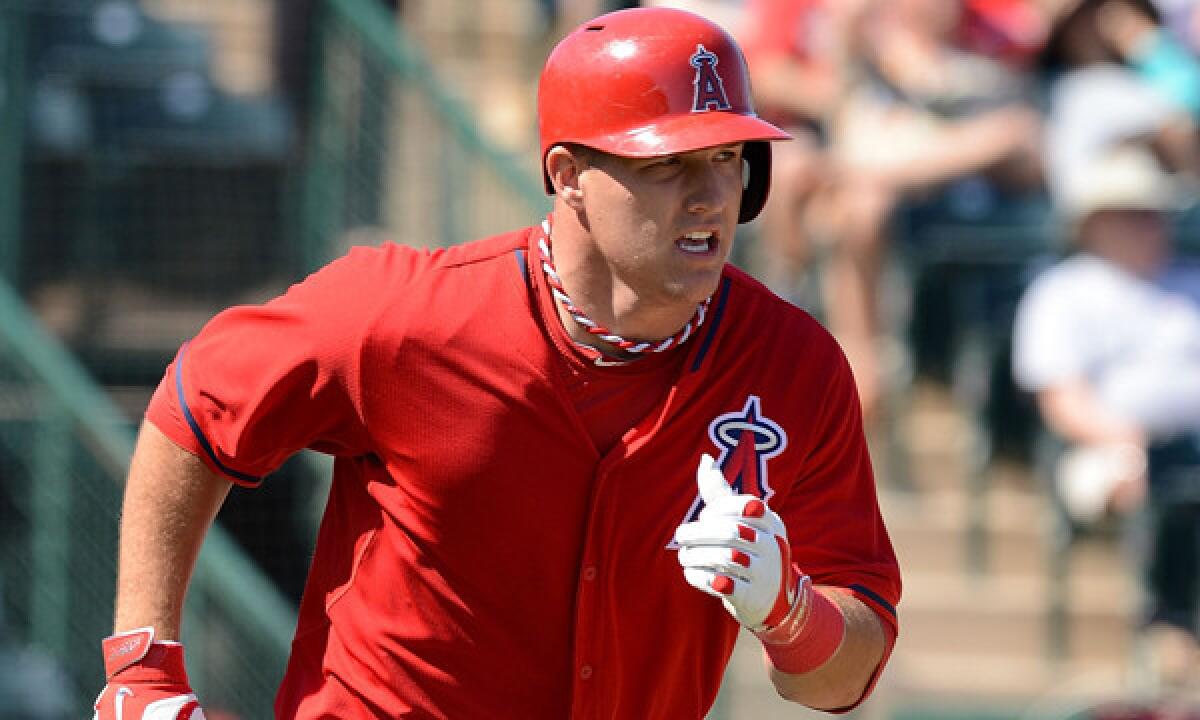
[537, 7, 791, 223]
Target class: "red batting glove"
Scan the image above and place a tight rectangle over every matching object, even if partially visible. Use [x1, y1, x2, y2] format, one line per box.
[93, 628, 205, 720]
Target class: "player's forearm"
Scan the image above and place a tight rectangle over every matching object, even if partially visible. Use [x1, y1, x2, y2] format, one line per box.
[113, 421, 232, 640]
[752, 60, 841, 120]
[885, 106, 1041, 190]
[764, 590, 886, 711]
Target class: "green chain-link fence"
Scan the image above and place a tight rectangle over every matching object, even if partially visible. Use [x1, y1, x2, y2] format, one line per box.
[297, 0, 548, 272]
[0, 274, 296, 717]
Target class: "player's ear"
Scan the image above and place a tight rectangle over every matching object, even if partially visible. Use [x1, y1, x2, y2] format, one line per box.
[545, 144, 586, 210]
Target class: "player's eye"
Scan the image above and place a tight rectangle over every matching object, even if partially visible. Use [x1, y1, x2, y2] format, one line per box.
[640, 156, 683, 177]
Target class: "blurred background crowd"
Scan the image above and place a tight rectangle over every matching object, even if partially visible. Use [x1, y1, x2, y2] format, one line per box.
[0, 0, 1199, 717]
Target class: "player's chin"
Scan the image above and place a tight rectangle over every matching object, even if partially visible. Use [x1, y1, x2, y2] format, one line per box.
[666, 271, 723, 305]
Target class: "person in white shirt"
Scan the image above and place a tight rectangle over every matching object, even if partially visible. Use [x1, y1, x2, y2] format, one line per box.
[1013, 144, 1200, 693]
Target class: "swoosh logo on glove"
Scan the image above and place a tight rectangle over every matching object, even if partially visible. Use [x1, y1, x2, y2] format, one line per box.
[115, 687, 133, 720]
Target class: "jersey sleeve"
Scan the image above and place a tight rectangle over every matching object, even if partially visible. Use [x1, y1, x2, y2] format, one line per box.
[775, 342, 901, 635]
[772, 342, 900, 710]
[145, 244, 415, 484]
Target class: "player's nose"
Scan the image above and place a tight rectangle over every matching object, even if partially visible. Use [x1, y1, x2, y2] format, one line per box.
[683, 164, 731, 216]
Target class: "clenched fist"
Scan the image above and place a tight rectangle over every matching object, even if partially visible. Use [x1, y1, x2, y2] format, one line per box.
[674, 454, 802, 631]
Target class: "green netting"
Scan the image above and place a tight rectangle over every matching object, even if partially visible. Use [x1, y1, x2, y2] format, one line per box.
[0, 275, 295, 717]
[297, 0, 549, 271]
[9, 0, 547, 374]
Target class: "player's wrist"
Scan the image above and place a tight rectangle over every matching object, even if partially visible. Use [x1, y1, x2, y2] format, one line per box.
[102, 627, 189, 682]
[96, 628, 201, 720]
[753, 568, 806, 634]
[754, 575, 846, 675]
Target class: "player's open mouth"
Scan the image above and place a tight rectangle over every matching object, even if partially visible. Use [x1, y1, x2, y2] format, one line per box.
[676, 231, 718, 255]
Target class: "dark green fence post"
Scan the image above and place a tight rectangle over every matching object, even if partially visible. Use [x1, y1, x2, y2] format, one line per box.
[0, 2, 29, 285]
[30, 405, 72, 660]
[298, 0, 350, 273]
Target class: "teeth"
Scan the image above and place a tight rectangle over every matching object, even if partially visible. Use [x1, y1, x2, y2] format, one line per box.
[678, 231, 714, 253]
[686, 234, 710, 253]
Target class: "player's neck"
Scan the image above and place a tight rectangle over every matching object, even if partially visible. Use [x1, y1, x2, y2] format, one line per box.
[548, 272, 698, 358]
[545, 221, 703, 357]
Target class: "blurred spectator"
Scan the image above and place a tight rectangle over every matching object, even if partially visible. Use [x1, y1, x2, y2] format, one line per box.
[1154, 0, 1200, 52]
[819, 0, 1043, 420]
[1100, 0, 1200, 121]
[959, 0, 1050, 65]
[1041, 0, 1200, 200]
[734, 0, 854, 303]
[1012, 145, 1200, 693]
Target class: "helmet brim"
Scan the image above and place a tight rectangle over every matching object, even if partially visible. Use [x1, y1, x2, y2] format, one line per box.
[580, 111, 792, 158]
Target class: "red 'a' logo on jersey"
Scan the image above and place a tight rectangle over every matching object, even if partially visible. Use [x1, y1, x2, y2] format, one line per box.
[690, 44, 731, 112]
[676, 395, 788, 531]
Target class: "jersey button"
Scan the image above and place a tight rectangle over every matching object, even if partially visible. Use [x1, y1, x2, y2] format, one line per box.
[583, 567, 597, 581]
[579, 665, 593, 680]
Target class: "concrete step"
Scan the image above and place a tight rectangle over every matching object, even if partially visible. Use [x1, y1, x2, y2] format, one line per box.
[900, 570, 1136, 617]
[898, 570, 1135, 662]
[885, 481, 1047, 527]
[883, 486, 1055, 576]
[882, 482, 1129, 576]
[888, 382, 1049, 496]
[900, 430, 1037, 496]
[889, 650, 1134, 710]
[717, 624, 1136, 717]
[900, 392, 973, 465]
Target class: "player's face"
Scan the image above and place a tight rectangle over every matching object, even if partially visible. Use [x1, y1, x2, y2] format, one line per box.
[577, 143, 744, 309]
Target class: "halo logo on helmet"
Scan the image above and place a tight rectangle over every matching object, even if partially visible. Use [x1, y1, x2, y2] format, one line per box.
[690, 44, 731, 113]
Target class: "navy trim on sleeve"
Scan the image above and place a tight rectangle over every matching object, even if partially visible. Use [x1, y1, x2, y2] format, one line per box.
[849, 583, 897, 620]
[514, 248, 530, 287]
[175, 342, 263, 485]
[690, 276, 731, 373]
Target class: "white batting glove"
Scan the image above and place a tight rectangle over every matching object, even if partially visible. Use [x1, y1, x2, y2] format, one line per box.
[674, 454, 802, 632]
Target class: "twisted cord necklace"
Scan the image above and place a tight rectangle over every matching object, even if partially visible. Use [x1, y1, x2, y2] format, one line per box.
[537, 217, 712, 358]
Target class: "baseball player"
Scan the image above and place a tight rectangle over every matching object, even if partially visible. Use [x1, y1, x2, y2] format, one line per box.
[94, 7, 901, 719]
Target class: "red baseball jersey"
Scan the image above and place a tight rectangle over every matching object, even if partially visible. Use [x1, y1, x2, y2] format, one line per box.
[146, 221, 901, 719]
